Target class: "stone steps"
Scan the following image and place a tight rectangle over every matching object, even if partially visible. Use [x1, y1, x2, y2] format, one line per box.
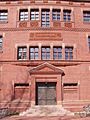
[19, 105, 74, 117]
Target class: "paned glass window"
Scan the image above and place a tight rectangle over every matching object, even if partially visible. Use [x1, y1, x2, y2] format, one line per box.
[41, 9, 50, 27]
[52, 9, 60, 21]
[53, 47, 62, 59]
[30, 47, 39, 60]
[63, 10, 71, 22]
[83, 11, 90, 22]
[30, 9, 39, 20]
[18, 47, 27, 60]
[65, 47, 73, 60]
[20, 9, 28, 21]
[42, 47, 50, 60]
[0, 10, 8, 22]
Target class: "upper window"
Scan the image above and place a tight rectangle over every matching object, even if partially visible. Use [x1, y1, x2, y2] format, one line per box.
[41, 9, 50, 27]
[42, 47, 50, 60]
[65, 47, 73, 60]
[30, 47, 39, 60]
[63, 10, 71, 22]
[19, 9, 28, 21]
[88, 36, 90, 51]
[0, 10, 8, 22]
[30, 9, 39, 20]
[83, 11, 90, 22]
[0, 35, 2, 49]
[53, 47, 62, 59]
[52, 9, 60, 21]
[17, 47, 27, 60]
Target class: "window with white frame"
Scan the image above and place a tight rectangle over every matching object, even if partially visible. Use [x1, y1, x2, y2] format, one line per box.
[83, 11, 90, 22]
[63, 10, 71, 22]
[0, 35, 2, 49]
[30, 9, 39, 20]
[0, 10, 8, 22]
[19, 9, 28, 21]
[88, 36, 90, 51]
[52, 9, 60, 21]
[41, 9, 50, 27]
[17, 47, 27, 60]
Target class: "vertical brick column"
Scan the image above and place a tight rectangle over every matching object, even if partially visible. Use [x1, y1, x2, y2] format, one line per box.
[50, 7, 53, 27]
[15, 44, 18, 60]
[16, 8, 19, 22]
[50, 43, 53, 60]
[39, 8, 41, 27]
[73, 44, 77, 59]
[27, 44, 29, 60]
[31, 75, 36, 106]
[61, 8, 63, 22]
[57, 75, 62, 105]
[62, 43, 65, 60]
[28, 7, 30, 22]
[71, 8, 74, 22]
[38, 43, 41, 60]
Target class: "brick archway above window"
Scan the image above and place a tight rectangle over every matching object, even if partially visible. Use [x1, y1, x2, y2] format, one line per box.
[29, 62, 65, 75]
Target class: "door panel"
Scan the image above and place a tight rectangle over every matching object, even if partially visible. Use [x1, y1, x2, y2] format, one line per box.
[36, 82, 56, 105]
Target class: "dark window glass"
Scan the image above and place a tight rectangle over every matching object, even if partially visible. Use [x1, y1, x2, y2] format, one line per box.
[20, 9, 28, 21]
[18, 47, 27, 60]
[52, 9, 60, 21]
[65, 47, 73, 60]
[53, 47, 62, 59]
[63, 83, 78, 87]
[30, 47, 39, 60]
[30, 9, 39, 20]
[63, 10, 71, 22]
[0, 10, 8, 22]
[42, 47, 50, 60]
[83, 11, 90, 22]
[88, 36, 90, 51]
[0, 35, 2, 49]
[41, 9, 50, 27]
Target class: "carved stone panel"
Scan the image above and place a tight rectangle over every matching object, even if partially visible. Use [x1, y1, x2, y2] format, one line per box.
[19, 21, 27, 28]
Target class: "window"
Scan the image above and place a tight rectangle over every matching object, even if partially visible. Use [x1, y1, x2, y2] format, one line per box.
[41, 9, 50, 27]
[63, 10, 71, 22]
[14, 83, 29, 100]
[19, 9, 28, 21]
[53, 47, 62, 59]
[83, 11, 90, 22]
[88, 36, 90, 51]
[65, 47, 73, 60]
[17, 47, 27, 60]
[52, 9, 60, 21]
[42, 47, 50, 60]
[14, 83, 29, 87]
[63, 83, 78, 100]
[0, 10, 8, 22]
[30, 9, 39, 20]
[63, 83, 78, 87]
[30, 47, 39, 60]
[0, 35, 2, 49]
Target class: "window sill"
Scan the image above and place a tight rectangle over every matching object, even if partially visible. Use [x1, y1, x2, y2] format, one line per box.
[0, 49, 3, 53]
[83, 21, 90, 24]
[0, 21, 8, 24]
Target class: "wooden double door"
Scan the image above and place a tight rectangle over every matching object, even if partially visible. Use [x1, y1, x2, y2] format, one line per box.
[36, 82, 56, 105]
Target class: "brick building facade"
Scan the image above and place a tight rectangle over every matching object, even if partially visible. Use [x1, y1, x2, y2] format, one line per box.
[0, 0, 90, 111]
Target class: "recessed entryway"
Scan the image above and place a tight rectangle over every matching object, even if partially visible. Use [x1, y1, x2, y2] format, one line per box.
[36, 82, 56, 105]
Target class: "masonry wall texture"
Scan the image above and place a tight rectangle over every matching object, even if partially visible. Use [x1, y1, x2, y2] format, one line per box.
[0, 0, 90, 112]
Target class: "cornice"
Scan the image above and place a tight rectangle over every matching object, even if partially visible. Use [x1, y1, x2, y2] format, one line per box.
[0, 60, 90, 67]
[0, 27, 90, 32]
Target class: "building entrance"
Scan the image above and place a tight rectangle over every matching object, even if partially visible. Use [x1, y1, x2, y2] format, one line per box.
[36, 82, 56, 105]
